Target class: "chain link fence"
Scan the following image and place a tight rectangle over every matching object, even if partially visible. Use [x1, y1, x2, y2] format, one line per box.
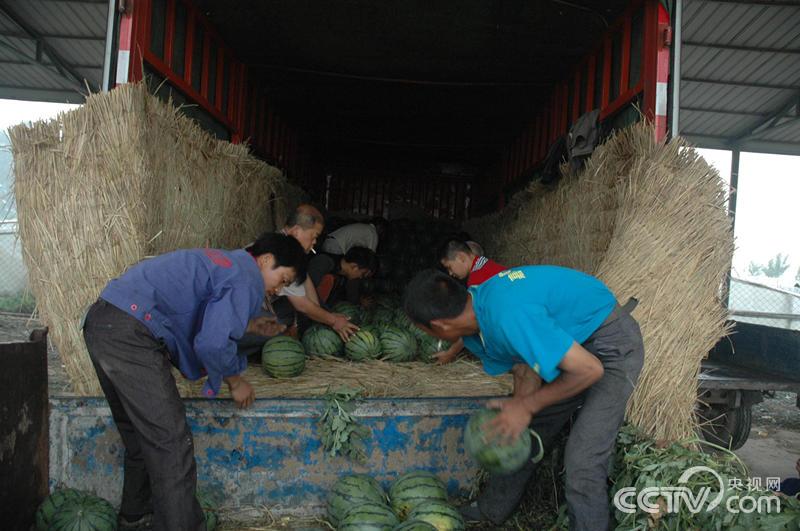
[0, 219, 35, 315]
[729, 277, 800, 331]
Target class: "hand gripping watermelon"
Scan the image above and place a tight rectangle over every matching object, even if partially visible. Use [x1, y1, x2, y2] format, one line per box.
[463, 408, 544, 475]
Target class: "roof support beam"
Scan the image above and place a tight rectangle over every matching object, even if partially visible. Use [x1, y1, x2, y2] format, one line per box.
[0, 58, 103, 70]
[0, 2, 86, 88]
[683, 41, 800, 55]
[732, 91, 800, 142]
[0, 31, 105, 42]
[681, 106, 787, 118]
[696, 0, 800, 7]
[682, 77, 799, 91]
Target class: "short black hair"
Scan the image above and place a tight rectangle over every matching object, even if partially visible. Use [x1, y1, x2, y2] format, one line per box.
[403, 269, 468, 327]
[344, 246, 379, 274]
[437, 238, 473, 262]
[247, 232, 307, 283]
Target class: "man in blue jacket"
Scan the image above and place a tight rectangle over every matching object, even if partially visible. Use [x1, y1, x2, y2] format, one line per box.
[83, 233, 306, 531]
[403, 267, 644, 531]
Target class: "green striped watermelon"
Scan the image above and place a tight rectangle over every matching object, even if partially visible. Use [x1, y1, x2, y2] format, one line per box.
[392, 308, 416, 332]
[48, 492, 118, 531]
[333, 302, 363, 324]
[345, 329, 381, 361]
[261, 335, 306, 378]
[388, 471, 447, 519]
[463, 408, 532, 474]
[338, 501, 399, 530]
[408, 501, 465, 531]
[36, 488, 89, 531]
[366, 306, 396, 326]
[393, 520, 438, 531]
[379, 327, 418, 362]
[302, 325, 344, 357]
[327, 474, 388, 526]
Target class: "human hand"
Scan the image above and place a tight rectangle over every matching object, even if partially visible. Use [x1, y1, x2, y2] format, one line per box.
[486, 397, 532, 443]
[226, 376, 255, 409]
[246, 316, 286, 337]
[331, 313, 359, 341]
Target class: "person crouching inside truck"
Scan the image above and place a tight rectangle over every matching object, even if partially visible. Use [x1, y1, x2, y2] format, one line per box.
[82, 232, 307, 531]
[402, 267, 644, 530]
[433, 237, 507, 365]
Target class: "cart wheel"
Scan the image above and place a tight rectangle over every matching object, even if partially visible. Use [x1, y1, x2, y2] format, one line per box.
[701, 405, 752, 450]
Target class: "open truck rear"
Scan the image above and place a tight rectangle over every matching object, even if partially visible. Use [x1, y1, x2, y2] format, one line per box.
[1, 0, 799, 528]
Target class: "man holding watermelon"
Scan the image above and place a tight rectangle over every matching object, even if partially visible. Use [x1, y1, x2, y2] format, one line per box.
[403, 267, 644, 531]
[83, 233, 307, 530]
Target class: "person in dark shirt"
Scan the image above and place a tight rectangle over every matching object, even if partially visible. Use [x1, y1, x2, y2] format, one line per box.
[82, 233, 306, 531]
[307, 246, 379, 307]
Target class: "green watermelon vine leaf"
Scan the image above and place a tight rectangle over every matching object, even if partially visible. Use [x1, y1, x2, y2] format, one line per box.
[318, 386, 371, 463]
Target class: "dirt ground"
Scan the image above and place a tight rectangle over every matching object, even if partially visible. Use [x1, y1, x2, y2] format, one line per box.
[737, 391, 800, 482]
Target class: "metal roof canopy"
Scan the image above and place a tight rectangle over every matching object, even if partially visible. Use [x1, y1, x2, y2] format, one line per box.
[0, 0, 111, 104]
[676, 0, 800, 157]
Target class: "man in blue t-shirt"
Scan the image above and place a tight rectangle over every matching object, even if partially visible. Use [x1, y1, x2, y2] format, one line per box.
[403, 267, 644, 531]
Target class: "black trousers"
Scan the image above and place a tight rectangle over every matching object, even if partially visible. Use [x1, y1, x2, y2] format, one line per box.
[83, 300, 205, 531]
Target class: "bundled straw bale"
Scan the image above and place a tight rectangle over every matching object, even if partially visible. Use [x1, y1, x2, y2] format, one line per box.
[175, 358, 512, 399]
[10, 82, 292, 394]
[465, 122, 733, 441]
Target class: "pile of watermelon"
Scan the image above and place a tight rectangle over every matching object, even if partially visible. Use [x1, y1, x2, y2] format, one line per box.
[301, 295, 453, 365]
[324, 216, 463, 297]
[327, 471, 465, 530]
[35, 488, 218, 531]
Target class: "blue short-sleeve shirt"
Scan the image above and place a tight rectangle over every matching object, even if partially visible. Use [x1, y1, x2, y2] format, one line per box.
[462, 266, 616, 382]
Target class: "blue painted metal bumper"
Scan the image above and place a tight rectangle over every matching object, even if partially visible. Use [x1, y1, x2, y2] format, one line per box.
[49, 396, 490, 515]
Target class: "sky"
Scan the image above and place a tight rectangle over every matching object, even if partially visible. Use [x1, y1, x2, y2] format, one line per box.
[1, 98, 798, 289]
[697, 148, 800, 290]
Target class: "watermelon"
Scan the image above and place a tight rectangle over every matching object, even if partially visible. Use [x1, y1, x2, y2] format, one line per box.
[417, 335, 452, 364]
[327, 474, 387, 526]
[36, 488, 88, 531]
[302, 325, 344, 357]
[338, 501, 399, 530]
[261, 336, 306, 378]
[393, 308, 415, 330]
[463, 408, 536, 474]
[365, 306, 395, 326]
[408, 501, 465, 531]
[197, 491, 218, 531]
[379, 327, 418, 362]
[393, 520, 438, 531]
[333, 301, 363, 324]
[345, 329, 381, 361]
[388, 471, 448, 519]
[48, 492, 118, 531]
